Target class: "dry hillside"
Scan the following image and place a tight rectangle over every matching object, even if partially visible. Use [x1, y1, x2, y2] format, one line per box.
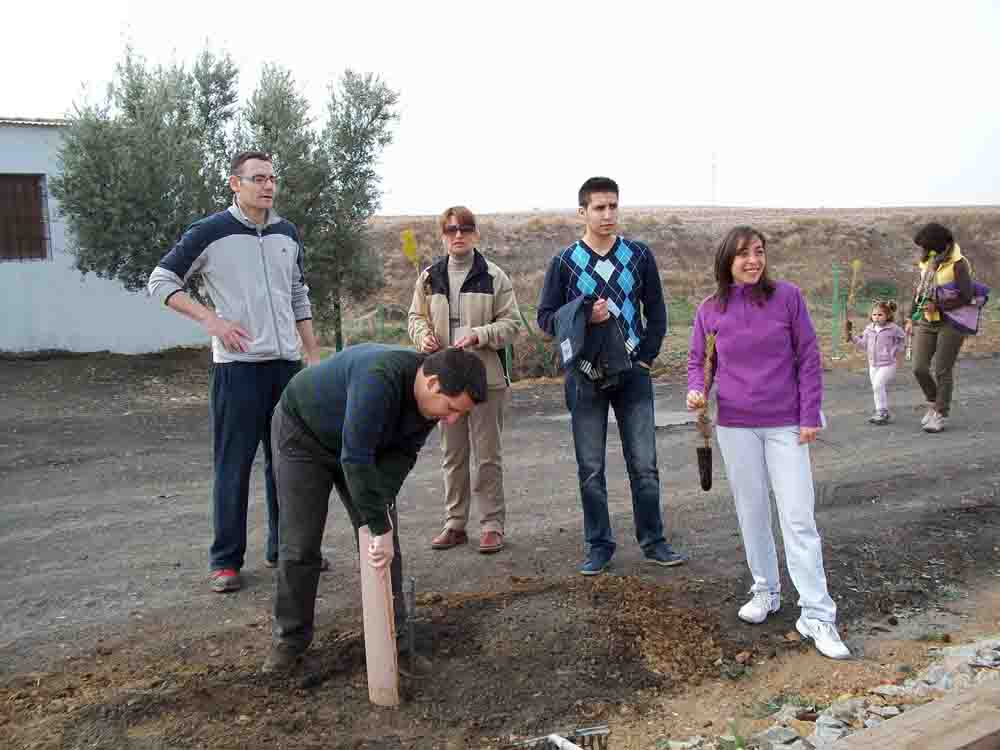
[347, 207, 1000, 378]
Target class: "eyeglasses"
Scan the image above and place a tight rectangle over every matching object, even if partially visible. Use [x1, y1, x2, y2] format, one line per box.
[443, 223, 476, 236]
[239, 174, 279, 186]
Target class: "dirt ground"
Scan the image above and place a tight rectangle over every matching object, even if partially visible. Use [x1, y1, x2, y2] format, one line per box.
[2, 349, 1000, 749]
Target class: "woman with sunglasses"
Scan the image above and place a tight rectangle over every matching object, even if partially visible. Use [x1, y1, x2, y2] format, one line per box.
[408, 207, 521, 553]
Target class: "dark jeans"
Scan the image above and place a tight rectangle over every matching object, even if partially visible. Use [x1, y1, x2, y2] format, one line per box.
[912, 321, 966, 417]
[270, 404, 404, 651]
[209, 359, 301, 570]
[564, 366, 666, 556]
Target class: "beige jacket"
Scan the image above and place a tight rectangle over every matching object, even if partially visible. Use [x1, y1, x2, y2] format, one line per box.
[407, 250, 521, 388]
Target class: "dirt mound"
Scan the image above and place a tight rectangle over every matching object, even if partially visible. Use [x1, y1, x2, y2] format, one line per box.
[0, 576, 742, 749]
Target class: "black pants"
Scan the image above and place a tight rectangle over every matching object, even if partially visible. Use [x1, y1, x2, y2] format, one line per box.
[270, 404, 404, 650]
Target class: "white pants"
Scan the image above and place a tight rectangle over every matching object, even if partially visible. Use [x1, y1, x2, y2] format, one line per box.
[716, 425, 837, 622]
[869, 364, 896, 413]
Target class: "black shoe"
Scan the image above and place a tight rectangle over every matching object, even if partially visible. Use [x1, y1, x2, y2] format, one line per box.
[262, 643, 305, 674]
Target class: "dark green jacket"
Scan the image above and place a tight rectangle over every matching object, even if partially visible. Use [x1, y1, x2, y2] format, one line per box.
[281, 343, 436, 534]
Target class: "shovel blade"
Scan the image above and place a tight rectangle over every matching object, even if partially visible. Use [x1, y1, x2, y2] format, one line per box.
[697, 446, 712, 491]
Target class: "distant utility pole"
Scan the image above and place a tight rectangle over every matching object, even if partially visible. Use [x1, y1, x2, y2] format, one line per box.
[710, 151, 717, 205]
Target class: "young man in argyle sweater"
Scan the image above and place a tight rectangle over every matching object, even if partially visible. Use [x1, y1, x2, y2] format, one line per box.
[537, 177, 688, 576]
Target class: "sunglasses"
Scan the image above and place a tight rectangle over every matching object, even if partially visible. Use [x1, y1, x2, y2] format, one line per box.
[443, 223, 476, 236]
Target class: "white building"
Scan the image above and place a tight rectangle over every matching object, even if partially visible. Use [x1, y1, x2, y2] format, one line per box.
[0, 117, 206, 354]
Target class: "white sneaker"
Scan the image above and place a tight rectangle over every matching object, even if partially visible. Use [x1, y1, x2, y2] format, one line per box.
[796, 616, 851, 659]
[738, 591, 780, 624]
[923, 411, 947, 433]
[921, 405, 936, 427]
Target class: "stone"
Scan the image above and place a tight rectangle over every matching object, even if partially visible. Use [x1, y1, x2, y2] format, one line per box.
[921, 663, 956, 691]
[952, 673, 974, 691]
[786, 741, 815, 750]
[869, 684, 909, 698]
[774, 704, 806, 724]
[938, 639, 1000, 661]
[667, 738, 705, 750]
[826, 697, 868, 726]
[808, 714, 850, 747]
[751, 725, 800, 749]
[786, 719, 818, 738]
[975, 669, 1000, 685]
[970, 647, 1000, 668]
[863, 718, 883, 729]
[869, 705, 901, 718]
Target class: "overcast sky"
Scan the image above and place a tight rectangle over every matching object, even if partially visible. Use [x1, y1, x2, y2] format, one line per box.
[7, 1, 1000, 214]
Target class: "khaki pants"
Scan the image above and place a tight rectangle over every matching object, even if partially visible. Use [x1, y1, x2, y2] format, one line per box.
[441, 387, 507, 533]
[912, 321, 966, 417]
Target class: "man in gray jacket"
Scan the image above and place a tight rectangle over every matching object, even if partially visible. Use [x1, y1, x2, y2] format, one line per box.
[148, 151, 321, 593]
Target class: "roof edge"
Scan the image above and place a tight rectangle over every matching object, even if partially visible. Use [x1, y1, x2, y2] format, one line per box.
[0, 116, 68, 128]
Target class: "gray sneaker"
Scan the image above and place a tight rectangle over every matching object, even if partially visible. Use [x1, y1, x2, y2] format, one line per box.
[923, 411, 947, 433]
[921, 405, 936, 427]
[871, 410, 890, 425]
[262, 643, 305, 674]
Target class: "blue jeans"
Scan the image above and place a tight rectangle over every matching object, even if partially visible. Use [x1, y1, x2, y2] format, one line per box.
[564, 366, 666, 555]
[209, 359, 301, 570]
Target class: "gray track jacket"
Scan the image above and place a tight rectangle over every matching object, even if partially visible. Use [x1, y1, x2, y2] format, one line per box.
[148, 201, 312, 363]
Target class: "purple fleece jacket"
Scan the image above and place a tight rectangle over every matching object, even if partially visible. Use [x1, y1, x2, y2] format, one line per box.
[687, 281, 823, 428]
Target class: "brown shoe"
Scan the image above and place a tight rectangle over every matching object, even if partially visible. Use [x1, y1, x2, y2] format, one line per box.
[431, 528, 468, 550]
[479, 530, 504, 554]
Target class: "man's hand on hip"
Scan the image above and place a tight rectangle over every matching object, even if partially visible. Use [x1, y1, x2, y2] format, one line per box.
[203, 315, 251, 353]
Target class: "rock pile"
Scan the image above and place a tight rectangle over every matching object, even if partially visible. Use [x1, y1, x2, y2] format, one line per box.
[658, 637, 1000, 749]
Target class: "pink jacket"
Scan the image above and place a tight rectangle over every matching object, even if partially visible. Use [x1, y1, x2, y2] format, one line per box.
[851, 323, 905, 367]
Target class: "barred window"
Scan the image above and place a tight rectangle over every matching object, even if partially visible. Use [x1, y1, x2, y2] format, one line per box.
[0, 174, 51, 261]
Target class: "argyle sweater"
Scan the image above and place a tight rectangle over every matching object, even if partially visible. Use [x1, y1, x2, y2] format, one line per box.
[536, 237, 667, 366]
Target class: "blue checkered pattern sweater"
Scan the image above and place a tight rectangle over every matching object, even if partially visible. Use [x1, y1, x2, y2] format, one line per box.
[536, 236, 667, 366]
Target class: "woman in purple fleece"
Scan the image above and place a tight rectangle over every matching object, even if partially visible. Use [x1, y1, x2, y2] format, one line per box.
[686, 226, 850, 660]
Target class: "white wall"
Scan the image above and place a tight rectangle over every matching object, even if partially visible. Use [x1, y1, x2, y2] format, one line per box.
[0, 124, 207, 354]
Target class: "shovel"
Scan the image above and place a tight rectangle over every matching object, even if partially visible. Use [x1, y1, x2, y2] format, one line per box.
[694, 333, 717, 492]
[695, 412, 713, 491]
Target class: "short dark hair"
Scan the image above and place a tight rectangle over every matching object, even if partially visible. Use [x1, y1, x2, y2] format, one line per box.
[422, 348, 487, 404]
[712, 225, 776, 311]
[231, 151, 272, 176]
[913, 222, 955, 257]
[578, 177, 619, 208]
